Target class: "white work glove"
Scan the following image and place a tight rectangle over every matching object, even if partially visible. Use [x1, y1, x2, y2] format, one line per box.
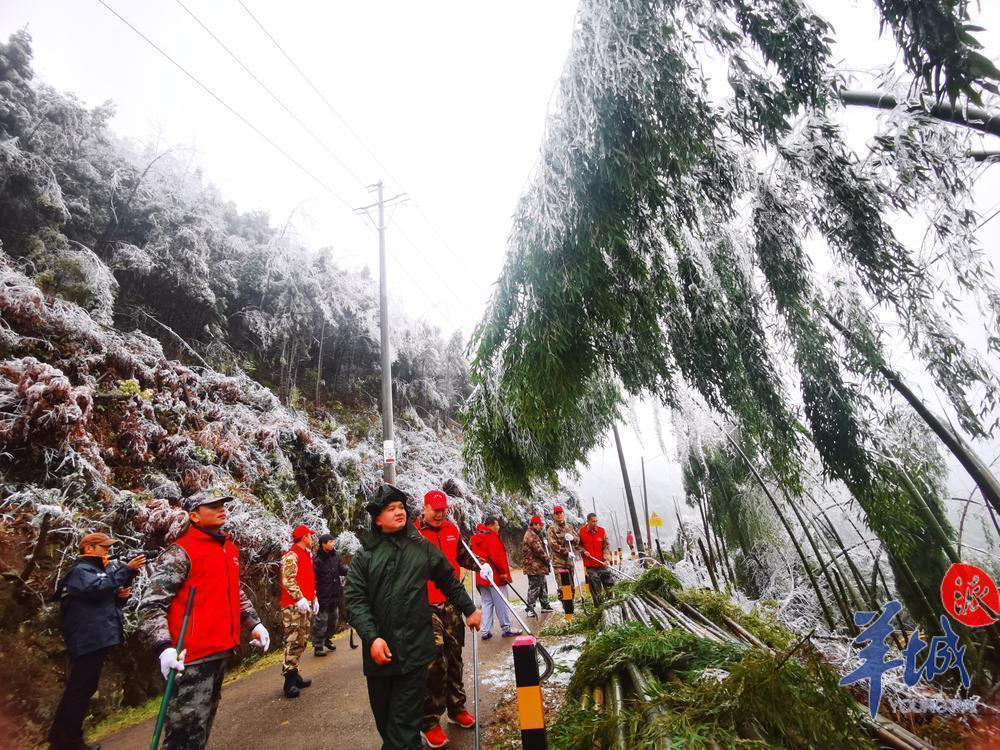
[480, 563, 494, 583]
[296, 597, 311, 614]
[569, 551, 577, 561]
[159, 647, 185, 680]
[250, 623, 270, 652]
[312, 599, 320, 615]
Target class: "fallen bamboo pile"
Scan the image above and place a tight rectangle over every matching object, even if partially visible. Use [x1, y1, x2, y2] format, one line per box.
[574, 589, 934, 750]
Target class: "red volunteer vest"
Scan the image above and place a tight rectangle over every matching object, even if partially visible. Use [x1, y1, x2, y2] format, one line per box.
[167, 526, 242, 661]
[416, 518, 461, 605]
[279, 545, 316, 607]
[580, 525, 609, 568]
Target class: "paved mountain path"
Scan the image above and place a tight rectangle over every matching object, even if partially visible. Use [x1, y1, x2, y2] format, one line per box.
[99, 571, 562, 749]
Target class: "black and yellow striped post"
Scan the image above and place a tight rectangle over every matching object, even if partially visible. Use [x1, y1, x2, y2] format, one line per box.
[513, 635, 546, 750]
[558, 569, 574, 623]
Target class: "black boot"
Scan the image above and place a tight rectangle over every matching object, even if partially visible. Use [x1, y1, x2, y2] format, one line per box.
[283, 670, 300, 698]
[314, 645, 327, 657]
[324, 638, 336, 651]
[295, 669, 312, 688]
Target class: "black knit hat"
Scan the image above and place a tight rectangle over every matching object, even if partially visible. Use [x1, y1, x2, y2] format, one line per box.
[318, 533, 334, 545]
[364, 484, 410, 519]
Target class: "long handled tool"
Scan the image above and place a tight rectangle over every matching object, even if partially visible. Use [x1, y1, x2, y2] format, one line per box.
[582, 549, 639, 582]
[150, 587, 196, 750]
[461, 539, 555, 682]
[565, 537, 590, 614]
[541, 533, 559, 595]
[471, 570, 481, 750]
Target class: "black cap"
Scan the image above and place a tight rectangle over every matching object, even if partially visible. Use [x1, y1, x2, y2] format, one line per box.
[364, 484, 410, 519]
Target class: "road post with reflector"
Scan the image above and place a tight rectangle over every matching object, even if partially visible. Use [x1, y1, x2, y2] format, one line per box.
[513, 635, 546, 750]
[558, 570, 574, 623]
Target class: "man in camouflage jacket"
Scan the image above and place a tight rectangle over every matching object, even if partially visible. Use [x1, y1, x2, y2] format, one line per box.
[139, 489, 270, 750]
[522, 515, 553, 616]
[279, 524, 318, 698]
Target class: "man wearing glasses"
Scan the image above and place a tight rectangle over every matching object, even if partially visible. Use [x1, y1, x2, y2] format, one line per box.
[139, 488, 270, 750]
[49, 532, 146, 750]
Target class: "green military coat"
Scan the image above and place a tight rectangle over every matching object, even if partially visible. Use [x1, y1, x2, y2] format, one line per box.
[346, 523, 475, 676]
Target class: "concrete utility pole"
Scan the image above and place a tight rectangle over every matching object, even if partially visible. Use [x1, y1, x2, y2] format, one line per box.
[641, 456, 651, 550]
[612, 423, 646, 555]
[355, 180, 407, 484]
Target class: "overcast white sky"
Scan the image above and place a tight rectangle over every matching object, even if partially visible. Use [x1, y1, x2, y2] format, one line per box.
[3, 1, 999, 542]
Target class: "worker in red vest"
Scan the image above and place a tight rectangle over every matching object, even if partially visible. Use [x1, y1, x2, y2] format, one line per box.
[280, 523, 318, 698]
[579, 512, 615, 604]
[472, 517, 521, 639]
[139, 488, 270, 750]
[415, 489, 477, 748]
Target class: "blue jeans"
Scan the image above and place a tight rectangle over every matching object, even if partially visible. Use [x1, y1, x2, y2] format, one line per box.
[478, 584, 511, 634]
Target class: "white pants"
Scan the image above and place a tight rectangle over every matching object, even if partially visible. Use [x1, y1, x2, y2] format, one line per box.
[478, 584, 512, 633]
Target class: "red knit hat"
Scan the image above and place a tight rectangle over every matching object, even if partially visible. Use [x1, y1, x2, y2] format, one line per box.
[530, 515, 542, 525]
[552, 505, 564, 514]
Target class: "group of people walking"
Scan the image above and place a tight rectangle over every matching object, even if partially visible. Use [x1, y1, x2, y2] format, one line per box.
[521, 506, 617, 610]
[49, 485, 617, 750]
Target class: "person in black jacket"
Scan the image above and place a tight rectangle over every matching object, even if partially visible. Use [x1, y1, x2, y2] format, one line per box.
[48, 532, 146, 750]
[311, 533, 348, 656]
[346, 485, 481, 750]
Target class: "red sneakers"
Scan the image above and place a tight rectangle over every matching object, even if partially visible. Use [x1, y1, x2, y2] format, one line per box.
[421, 724, 449, 748]
[448, 710, 476, 729]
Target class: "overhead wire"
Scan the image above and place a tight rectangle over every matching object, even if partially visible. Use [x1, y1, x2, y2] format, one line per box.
[102, 0, 466, 328]
[94, 0, 359, 215]
[173, 0, 368, 189]
[235, 1, 476, 281]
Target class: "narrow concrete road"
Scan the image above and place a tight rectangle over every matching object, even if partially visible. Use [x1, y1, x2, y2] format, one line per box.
[100, 572, 560, 749]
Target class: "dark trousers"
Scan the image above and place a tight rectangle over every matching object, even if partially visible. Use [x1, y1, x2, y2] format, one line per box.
[526, 574, 549, 610]
[49, 648, 108, 749]
[366, 667, 429, 749]
[311, 605, 340, 647]
[586, 566, 615, 605]
[423, 603, 466, 729]
[163, 658, 227, 750]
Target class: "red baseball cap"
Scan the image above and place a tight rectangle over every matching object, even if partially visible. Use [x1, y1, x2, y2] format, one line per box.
[292, 524, 317, 541]
[552, 505, 564, 514]
[530, 515, 542, 525]
[424, 490, 448, 510]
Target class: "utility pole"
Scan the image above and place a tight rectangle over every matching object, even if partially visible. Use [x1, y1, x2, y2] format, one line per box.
[641, 456, 651, 551]
[355, 180, 407, 484]
[612, 423, 646, 555]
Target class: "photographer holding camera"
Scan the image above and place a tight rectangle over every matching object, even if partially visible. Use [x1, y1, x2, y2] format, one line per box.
[48, 532, 146, 750]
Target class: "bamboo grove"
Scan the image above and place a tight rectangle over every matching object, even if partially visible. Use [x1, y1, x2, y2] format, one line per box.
[462, 0, 1000, 666]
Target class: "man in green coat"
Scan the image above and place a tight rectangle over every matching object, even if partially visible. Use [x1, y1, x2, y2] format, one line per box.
[346, 485, 481, 749]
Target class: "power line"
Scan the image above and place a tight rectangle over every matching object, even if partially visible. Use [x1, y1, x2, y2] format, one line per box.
[237, 0, 407, 191]
[102, 0, 464, 327]
[173, 0, 367, 188]
[95, 0, 358, 214]
[236, 0, 470, 268]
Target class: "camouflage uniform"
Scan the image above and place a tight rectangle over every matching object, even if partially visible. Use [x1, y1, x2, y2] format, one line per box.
[422, 601, 467, 730]
[281, 549, 313, 674]
[139, 540, 260, 750]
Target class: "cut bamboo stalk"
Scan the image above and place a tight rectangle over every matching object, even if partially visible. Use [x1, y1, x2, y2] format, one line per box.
[609, 674, 627, 750]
